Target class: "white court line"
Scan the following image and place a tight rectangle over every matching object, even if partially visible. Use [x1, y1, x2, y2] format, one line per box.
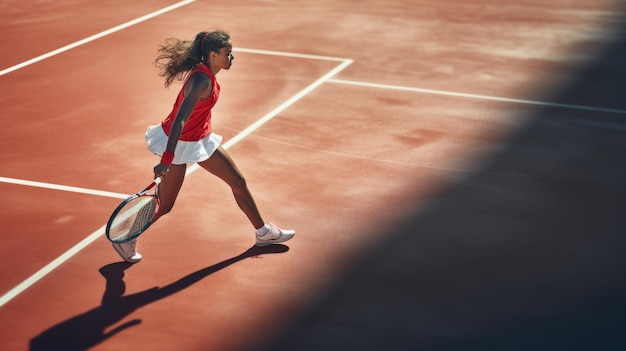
[329, 78, 626, 115]
[0, 177, 128, 199]
[235, 47, 350, 62]
[0, 0, 197, 77]
[0, 59, 353, 308]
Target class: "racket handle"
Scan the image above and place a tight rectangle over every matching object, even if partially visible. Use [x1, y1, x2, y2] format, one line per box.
[154, 177, 162, 185]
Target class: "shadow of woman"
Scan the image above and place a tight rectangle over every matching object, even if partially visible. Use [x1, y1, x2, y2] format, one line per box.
[29, 244, 289, 351]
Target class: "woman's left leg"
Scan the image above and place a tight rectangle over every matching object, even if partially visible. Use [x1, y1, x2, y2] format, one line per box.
[198, 146, 265, 229]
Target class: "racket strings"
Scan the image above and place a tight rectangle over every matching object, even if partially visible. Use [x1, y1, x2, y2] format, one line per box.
[109, 196, 158, 242]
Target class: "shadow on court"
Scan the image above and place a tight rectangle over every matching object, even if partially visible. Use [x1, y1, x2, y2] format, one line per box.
[28, 245, 289, 351]
[261, 10, 626, 351]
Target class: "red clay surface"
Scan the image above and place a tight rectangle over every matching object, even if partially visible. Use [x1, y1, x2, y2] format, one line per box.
[1, 1, 626, 350]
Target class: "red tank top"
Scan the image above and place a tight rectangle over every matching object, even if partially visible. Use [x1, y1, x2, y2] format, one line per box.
[161, 63, 220, 141]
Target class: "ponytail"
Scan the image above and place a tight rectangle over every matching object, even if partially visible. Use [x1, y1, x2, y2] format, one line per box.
[154, 30, 230, 87]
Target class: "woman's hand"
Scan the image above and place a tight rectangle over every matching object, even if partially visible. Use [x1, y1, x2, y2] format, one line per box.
[153, 163, 170, 179]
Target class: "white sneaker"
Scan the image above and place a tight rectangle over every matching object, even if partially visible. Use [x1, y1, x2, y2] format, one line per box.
[112, 239, 142, 263]
[255, 223, 295, 247]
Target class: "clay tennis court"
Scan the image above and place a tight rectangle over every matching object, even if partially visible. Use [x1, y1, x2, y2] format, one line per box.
[1, 0, 626, 350]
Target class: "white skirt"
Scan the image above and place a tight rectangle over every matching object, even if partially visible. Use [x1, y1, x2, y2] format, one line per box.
[145, 124, 222, 165]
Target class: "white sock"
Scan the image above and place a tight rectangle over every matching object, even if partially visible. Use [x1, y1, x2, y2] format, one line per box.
[255, 224, 270, 236]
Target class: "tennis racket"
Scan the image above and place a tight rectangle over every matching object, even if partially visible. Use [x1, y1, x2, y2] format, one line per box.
[105, 178, 161, 243]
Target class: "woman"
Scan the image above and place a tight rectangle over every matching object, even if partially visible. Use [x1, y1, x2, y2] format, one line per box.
[112, 30, 295, 263]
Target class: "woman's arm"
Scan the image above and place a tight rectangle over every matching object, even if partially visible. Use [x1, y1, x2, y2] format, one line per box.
[153, 72, 212, 178]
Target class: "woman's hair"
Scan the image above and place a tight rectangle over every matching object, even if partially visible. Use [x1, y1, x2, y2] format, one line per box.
[154, 30, 231, 87]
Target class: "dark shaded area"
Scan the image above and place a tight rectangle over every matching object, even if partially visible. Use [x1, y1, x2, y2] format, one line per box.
[29, 245, 288, 351]
[262, 9, 626, 351]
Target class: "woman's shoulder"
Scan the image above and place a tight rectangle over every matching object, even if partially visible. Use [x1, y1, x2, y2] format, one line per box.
[193, 63, 214, 77]
[184, 65, 214, 97]
[186, 64, 213, 87]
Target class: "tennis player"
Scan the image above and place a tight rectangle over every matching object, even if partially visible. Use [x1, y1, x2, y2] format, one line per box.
[112, 30, 295, 263]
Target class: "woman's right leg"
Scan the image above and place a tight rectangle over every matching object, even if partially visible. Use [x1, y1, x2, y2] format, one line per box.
[156, 163, 187, 219]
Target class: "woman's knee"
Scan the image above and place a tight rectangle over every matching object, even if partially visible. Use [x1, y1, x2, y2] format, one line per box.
[229, 173, 249, 193]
